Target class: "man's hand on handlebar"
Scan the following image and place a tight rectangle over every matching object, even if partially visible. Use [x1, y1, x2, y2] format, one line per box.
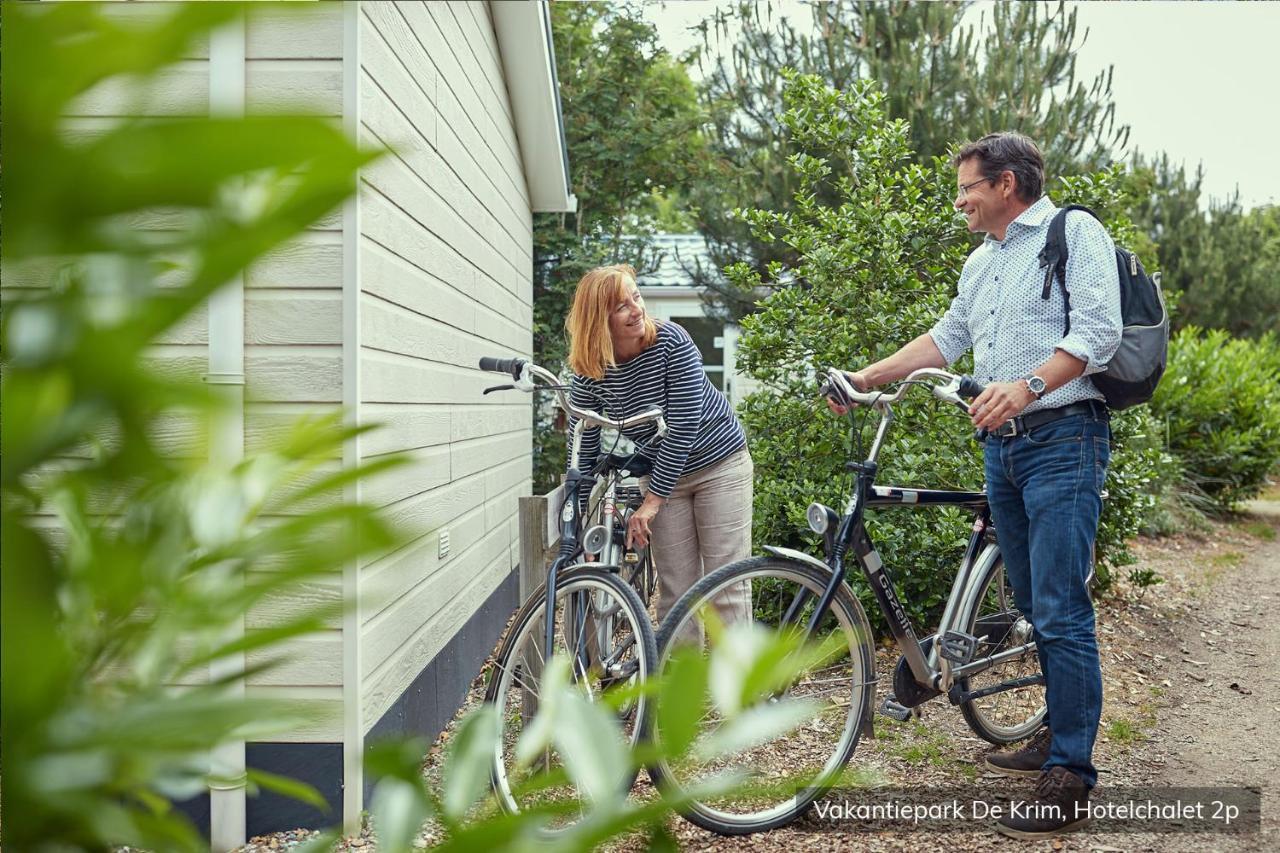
[968, 380, 1036, 431]
[824, 370, 870, 416]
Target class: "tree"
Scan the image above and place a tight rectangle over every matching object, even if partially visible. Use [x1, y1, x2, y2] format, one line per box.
[1125, 154, 1280, 338]
[532, 2, 709, 491]
[688, 0, 1130, 320]
[1186, 204, 1280, 337]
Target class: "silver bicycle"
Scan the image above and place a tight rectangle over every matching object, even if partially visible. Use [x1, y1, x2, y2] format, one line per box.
[476, 356, 664, 826]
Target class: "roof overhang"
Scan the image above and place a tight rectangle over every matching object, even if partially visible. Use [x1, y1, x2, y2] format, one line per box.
[491, 1, 577, 213]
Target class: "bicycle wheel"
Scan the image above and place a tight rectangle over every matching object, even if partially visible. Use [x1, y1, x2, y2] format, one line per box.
[957, 552, 1047, 744]
[485, 566, 658, 825]
[649, 556, 875, 835]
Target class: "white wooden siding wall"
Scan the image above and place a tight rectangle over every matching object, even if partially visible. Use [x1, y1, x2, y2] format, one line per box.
[240, 2, 346, 743]
[355, 1, 533, 731]
[51, 2, 348, 741]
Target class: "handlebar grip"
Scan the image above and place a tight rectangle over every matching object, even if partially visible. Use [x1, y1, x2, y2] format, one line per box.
[957, 376, 986, 400]
[478, 356, 525, 379]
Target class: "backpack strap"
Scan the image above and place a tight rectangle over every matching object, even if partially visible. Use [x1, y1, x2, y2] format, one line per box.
[1037, 203, 1102, 337]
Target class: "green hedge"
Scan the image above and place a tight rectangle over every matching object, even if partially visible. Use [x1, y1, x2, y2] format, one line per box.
[1149, 328, 1280, 510]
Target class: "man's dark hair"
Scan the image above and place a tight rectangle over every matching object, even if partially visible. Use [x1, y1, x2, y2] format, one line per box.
[951, 132, 1045, 203]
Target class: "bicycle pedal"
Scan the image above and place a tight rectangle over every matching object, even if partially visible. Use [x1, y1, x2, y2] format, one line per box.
[878, 696, 912, 722]
[938, 630, 979, 664]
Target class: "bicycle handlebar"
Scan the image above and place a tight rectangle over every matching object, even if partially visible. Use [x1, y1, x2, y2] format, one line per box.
[478, 356, 524, 379]
[823, 367, 985, 410]
[478, 356, 668, 437]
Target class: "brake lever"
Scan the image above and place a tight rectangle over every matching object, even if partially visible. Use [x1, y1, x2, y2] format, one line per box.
[483, 384, 515, 395]
[818, 380, 850, 409]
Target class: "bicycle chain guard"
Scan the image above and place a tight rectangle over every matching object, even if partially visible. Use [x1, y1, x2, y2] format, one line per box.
[892, 636, 942, 709]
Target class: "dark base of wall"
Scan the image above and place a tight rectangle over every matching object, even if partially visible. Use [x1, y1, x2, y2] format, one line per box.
[175, 570, 520, 838]
[363, 570, 519, 802]
[173, 742, 343, 838]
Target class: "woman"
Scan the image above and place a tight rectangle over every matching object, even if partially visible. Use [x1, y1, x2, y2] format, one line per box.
[564, 264, 752, 628]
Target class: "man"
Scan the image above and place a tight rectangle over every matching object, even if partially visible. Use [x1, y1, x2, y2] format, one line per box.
[831, 132, 1121, 839]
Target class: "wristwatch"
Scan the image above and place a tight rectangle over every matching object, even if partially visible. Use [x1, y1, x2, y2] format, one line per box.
[1024, 375, 1047, 399]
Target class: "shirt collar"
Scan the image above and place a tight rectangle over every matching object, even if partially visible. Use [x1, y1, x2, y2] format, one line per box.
[1010, 196, 1057, 230]
[984, 196, 1056, 245]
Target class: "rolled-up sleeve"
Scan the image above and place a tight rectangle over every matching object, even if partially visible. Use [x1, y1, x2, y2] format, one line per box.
[929, 265, 975, 366]
[1058, 214, 1122, 375]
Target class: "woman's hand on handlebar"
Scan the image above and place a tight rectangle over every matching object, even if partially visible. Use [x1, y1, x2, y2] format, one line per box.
[824, 370, 870, 416]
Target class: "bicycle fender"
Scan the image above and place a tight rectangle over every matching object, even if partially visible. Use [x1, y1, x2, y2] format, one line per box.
[761, 545, 830, 574]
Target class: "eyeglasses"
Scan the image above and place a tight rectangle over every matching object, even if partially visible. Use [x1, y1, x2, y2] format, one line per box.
[956, 177, 993, 199]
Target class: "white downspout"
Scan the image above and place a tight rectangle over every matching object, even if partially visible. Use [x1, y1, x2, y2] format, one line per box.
[206, 15, 248, 852]
[340, 0, 365, 835]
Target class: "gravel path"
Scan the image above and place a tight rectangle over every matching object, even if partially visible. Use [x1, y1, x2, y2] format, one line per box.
[235, 499, 1280, 853]
[649, 503, 1280, 853]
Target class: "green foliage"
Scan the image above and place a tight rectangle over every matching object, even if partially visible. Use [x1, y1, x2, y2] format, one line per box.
[1149, 328, 1280, 510]
[1094, 406, 1180, 582]
[731, 72, 974, 630]
[1126, 153, 1280, 338]
[690, 0, 1129, 320]
[532, 2, 711, 492]
[366, 624, 825, 850]
[1, 4, 394, 849]
[1184, 204, 1280, 338]
[1126, 567, 1165, 600]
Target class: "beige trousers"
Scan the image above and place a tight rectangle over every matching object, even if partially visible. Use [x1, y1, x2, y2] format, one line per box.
[643, 448, 754, 632]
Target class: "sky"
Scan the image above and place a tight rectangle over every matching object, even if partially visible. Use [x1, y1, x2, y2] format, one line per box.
[645, 0, 1280, 210]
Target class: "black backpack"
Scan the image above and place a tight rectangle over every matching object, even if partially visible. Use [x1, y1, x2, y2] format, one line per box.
[1039, 204, 1170, 410]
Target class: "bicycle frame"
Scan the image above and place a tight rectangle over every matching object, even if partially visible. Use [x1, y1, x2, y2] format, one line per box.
[500, 363, 664, 662]
[783, 369, 1041, 703]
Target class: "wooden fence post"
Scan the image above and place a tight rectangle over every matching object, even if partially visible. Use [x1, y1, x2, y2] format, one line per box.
[518, 495, 548, 605]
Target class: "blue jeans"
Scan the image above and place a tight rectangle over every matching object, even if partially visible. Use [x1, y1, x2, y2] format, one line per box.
[984, 413, 1111, 788]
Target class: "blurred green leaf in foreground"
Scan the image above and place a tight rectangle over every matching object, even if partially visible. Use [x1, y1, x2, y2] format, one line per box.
[1, 3, 391, 850]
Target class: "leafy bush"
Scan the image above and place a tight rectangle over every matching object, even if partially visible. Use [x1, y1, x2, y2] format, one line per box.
[1094, 405, 1181, 582]
[728, 72, 975, 631]
[1149, 328, 1280, 510]
[732, 74, 1173, 629]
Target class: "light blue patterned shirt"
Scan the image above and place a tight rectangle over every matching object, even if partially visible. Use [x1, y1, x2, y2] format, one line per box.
[929, 196, 1123, 413]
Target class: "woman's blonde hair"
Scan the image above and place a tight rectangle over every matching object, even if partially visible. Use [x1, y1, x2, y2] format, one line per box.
[565, 264, 658, 380]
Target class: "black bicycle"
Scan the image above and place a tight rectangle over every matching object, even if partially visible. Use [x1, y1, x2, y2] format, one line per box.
[476, 356, 662, 825]
[649, 367, 1046, 835]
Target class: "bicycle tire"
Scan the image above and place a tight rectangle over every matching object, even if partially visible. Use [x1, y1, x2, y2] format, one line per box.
[485, 566, 658, 825]
[649, 556, 875, 836]
[956, 553, 1047, 744]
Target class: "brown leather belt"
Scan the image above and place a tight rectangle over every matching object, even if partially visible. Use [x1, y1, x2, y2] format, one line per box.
[988, 400, 1109, 438]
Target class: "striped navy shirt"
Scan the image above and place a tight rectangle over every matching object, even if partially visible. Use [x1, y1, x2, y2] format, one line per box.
[568, 321, 746, 499]
[929, 196, 1122, 412]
